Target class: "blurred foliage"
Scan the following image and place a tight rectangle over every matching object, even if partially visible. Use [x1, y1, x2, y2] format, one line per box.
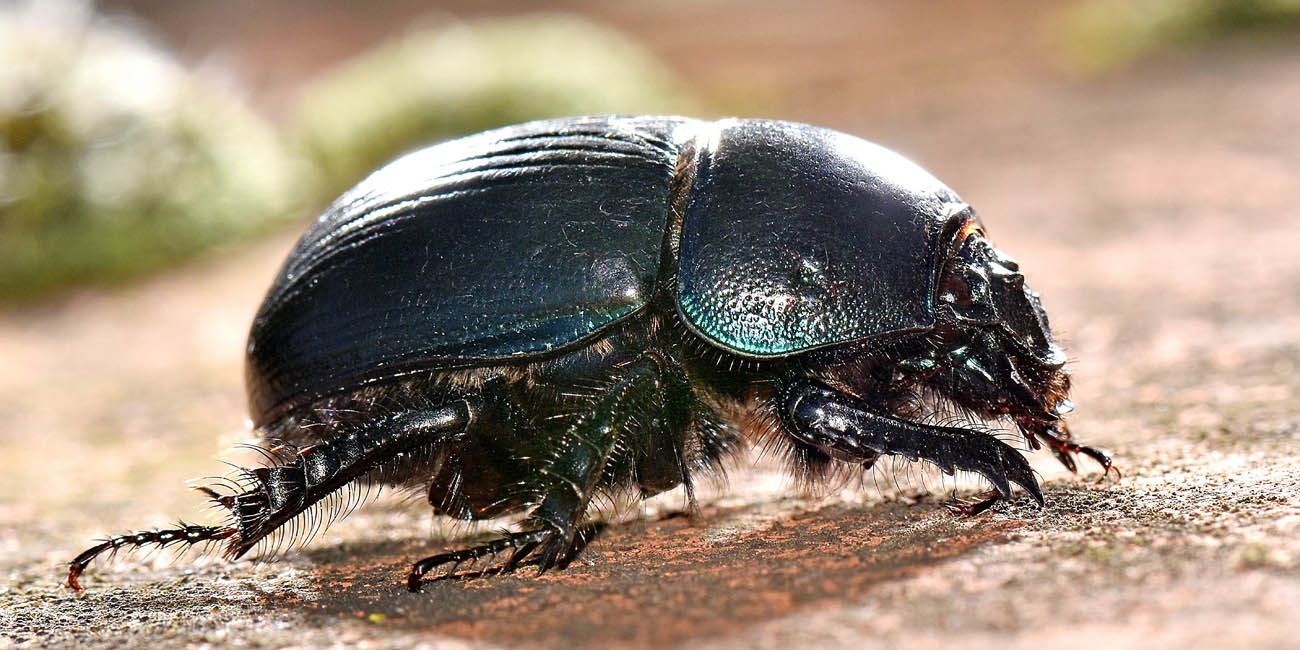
[0, 3, 308, 303]
[1061, 0, 1300, 71]
[0, 8, 697, 304]
[293, 13, 697, 198]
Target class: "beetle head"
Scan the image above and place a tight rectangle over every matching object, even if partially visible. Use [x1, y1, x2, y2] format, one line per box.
[919, 221, 1071, 428]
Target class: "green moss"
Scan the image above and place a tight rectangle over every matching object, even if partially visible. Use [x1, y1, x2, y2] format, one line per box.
[1059, 0, 1300, 72]
[1230, 542, 1274, 569]
[292, 14, 698, 198]
[0, 7, 308, 303]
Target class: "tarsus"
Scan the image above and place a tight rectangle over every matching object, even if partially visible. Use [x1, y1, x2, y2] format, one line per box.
[67, 404, 470, 592]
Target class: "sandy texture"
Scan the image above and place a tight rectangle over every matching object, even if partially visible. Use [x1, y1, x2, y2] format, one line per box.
[3, 3, 1300, 648]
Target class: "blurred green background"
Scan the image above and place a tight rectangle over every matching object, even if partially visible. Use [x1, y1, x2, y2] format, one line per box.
[1, 0, 1298, 303]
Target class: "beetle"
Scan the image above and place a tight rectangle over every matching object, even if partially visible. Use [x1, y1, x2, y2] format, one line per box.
[68, 115, 1113, 592]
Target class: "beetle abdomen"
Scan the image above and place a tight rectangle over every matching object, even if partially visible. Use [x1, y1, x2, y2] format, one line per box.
[246, 116, 694, 425]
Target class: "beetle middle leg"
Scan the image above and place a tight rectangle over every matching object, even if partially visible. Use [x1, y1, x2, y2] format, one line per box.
[406, 353, 682, 590]
[779, 379, 1043, 506]
[943, 489, 1007, 516]
[404, 523, 607, 588]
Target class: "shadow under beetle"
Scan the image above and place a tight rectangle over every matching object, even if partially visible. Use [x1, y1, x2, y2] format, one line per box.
[68, 116, 1115, 592]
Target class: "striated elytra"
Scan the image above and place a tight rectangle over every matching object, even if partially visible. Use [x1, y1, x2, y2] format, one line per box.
[69, 116, 1113, 592]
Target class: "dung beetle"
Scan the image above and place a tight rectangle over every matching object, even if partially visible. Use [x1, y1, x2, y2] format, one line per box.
[68, 115, 1113, 592]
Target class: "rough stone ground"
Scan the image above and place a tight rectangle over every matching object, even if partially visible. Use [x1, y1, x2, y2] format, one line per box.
[3, 4, 1300, 649]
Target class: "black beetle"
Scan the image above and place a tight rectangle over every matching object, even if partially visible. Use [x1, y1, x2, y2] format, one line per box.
[68, 115, 1113, 592]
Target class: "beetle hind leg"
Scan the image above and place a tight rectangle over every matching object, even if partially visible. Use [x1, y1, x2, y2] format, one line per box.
[67, 524, 236, 592]
[66, 402, 474, 591]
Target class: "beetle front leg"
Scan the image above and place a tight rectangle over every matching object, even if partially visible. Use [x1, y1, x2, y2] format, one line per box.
[1018, 417, 1119, 481]
[779, 379, 1043, 506]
